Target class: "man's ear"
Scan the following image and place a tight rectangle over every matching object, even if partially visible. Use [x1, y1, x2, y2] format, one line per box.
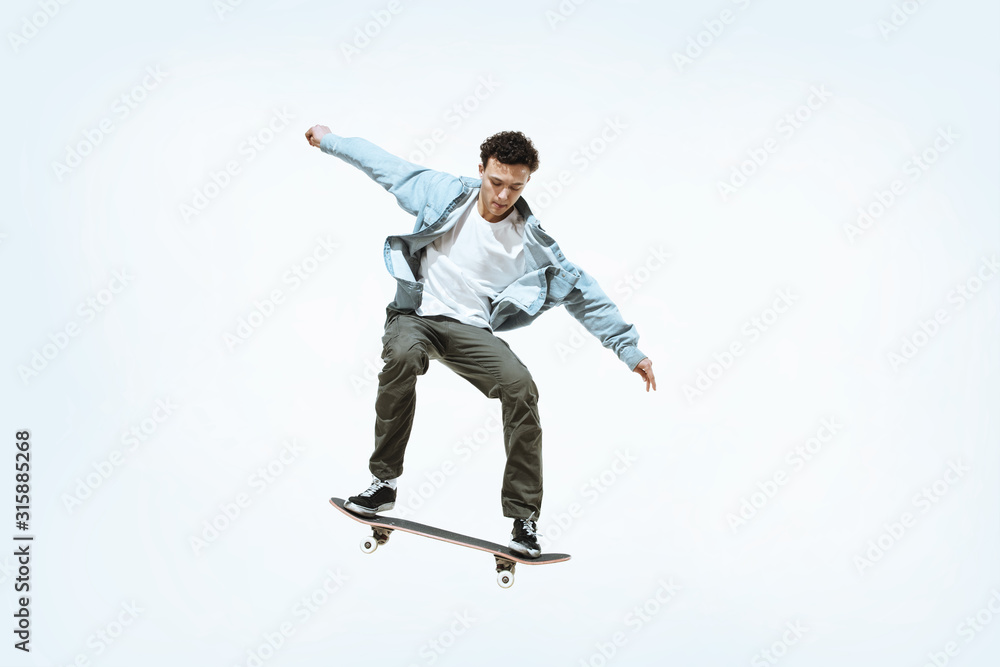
[478, 163, 484, 176]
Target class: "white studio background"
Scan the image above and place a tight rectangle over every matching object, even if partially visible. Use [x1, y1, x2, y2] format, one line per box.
[2, 0, 998, 665]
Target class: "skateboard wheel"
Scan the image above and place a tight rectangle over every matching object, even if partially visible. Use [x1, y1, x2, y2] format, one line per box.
[360, 537, 378, 554]
[497, 570, 515, 588]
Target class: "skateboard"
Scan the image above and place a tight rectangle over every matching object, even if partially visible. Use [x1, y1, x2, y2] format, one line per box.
[329, 497, 570, 588]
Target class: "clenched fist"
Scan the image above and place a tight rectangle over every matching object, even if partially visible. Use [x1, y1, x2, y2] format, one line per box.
[305, 125, 332, 147]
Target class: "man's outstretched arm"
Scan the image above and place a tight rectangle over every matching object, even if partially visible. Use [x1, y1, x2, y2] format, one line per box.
[305, 124, 462, 219]
[561, 266, 656, 392]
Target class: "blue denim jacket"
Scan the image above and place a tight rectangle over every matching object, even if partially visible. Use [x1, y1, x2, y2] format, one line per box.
[319, 134, 647, 370]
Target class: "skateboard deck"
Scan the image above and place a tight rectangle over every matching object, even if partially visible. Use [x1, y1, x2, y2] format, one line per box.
[329, 497, 570, 587]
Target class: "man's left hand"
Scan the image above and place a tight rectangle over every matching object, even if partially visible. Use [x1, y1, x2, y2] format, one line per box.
[634, 357, 656, 392]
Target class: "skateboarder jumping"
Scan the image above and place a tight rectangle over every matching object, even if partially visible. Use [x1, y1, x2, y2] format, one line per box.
[305, 125, 655, 557]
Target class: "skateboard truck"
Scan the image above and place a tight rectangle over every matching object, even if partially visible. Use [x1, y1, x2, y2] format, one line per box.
[494, 557, 516, 588]
[360, 527, 394, 554]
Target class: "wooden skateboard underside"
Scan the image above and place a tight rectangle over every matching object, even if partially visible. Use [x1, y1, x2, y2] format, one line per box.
[329, 497, 570, 586]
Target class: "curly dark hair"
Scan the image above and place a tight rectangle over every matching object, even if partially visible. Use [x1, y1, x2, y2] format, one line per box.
[479, 131, 540, 173]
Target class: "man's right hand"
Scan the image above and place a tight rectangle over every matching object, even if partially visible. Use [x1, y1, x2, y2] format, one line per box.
[305, 125, 332, 147]
[633, 357, 656, 392]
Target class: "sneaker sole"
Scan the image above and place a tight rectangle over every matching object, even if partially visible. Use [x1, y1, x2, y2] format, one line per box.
[345, 500, 394, 516]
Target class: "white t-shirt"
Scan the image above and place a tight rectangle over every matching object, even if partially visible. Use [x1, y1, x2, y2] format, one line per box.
[415, 195, 525, 329]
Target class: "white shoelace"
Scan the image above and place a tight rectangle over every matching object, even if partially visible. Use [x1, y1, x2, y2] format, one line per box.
[359, 479, 389, 497]
[519, 518, 539, 538]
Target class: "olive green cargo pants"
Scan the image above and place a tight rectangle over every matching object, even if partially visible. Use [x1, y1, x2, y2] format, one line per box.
[369, 308, 542, 519]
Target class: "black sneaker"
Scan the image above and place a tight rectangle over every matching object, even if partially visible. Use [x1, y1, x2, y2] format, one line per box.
[509, 517, 541, 558]
[345, 476, 396, 516]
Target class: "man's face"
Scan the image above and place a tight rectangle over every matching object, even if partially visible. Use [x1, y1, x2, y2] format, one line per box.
[477, 157, 531, 222]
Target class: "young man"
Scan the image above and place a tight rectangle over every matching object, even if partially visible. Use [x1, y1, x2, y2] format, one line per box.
[305, 126, 656, 557]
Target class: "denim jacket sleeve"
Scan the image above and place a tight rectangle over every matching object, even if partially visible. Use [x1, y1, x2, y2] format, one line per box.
[560, 262, 648, 371]
[318, 133, 458, 219]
